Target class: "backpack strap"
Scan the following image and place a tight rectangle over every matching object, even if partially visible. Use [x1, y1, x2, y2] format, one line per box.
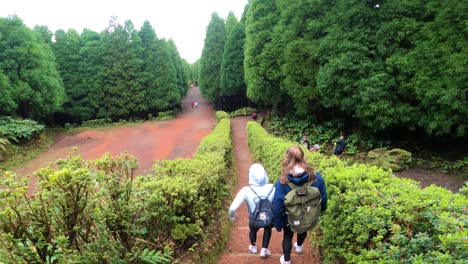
[248, 186, 275, 213]
[287, 181, 298, 190]
[249, 186, 275, 199]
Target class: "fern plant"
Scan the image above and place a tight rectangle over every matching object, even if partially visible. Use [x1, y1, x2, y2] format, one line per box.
[0, 136, 9, 152]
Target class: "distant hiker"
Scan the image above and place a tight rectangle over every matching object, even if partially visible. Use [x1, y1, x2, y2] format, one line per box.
[310, 144, 320, 153]
[229, 163, 275, 258]
[252, 112, 258, 121]
[333, 135, 347, 156]
[298, 135, 311, 151]
[273, 146, 328, 264]
[194, 101, 199, 109]
[191, 101, 194, 109]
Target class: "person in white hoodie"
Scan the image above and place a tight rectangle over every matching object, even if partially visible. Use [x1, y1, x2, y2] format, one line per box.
[228, 163, 275, 258]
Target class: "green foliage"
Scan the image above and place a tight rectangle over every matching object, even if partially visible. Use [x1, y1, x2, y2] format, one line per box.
[0, 16, 65, 121]
[0, 116, 45, 141]
[241, 0, 467, 137]
[220, 14, 246, 99]
[0, 119, 232, 263]
[215, 111, 230, 121]
[247, 121, 467, 263]
[0, 135, 10, 152]
[200, 13, 226, 104]
[244, 0, 284, 108]
[229, 107, 256, 118]
[137, 248, 172, 264]
[368, 148, 413, 172]
[81, 118, 112, 127]
[156, 110, 177, 121]
[266, 116, 339, 148]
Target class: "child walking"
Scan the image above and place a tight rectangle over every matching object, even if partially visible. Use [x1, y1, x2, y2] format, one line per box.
[228, 163, 275, 258]
[273, 146, 328, 264]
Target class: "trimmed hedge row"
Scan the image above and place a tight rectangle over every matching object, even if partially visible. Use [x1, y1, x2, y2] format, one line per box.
[0, 119, 232, 263]
[247, 121, 467, 263]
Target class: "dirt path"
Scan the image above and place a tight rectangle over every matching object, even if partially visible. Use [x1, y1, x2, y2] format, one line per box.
[14, 86, 216, 189]
[218, 117, 320, 264]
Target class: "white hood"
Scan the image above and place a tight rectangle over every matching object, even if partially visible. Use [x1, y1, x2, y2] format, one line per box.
[248, 163, 269, 186]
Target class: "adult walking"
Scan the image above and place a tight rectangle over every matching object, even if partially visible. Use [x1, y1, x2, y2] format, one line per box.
[273, 146, 328, 264]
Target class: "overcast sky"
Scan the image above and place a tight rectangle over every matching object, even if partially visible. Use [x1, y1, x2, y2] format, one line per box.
[1, 0, 248, 63]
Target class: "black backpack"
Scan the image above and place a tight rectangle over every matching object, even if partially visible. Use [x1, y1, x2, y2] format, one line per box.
[249, 186, 275, 228]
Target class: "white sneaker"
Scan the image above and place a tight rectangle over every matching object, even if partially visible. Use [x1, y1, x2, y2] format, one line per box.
[259, 248, 271, 258]
[294, 242, 303, 253]
[280, 255, 291, 264]
[248, 244, 257, 254]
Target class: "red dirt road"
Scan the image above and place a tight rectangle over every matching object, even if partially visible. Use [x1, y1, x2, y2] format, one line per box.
[14, 86, 216, 179]
[218, 117, 320, 264]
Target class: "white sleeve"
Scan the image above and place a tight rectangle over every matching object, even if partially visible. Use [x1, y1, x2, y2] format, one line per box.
[229, 187, 248, 212]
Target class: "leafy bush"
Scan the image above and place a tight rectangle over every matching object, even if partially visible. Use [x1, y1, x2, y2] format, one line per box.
[229, 107, 256, 118]
[247, 121, 467, 263]
[0, 116, 45, 141]
[0, 119, 233, 263]
[215, 111, 230, 121]
[81, 118, 112, 127]
[157, 110, 177, 121]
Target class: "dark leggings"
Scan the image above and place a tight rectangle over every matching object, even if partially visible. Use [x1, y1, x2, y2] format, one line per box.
[283, 226, 307, 261]
[249, 224, 272, 248]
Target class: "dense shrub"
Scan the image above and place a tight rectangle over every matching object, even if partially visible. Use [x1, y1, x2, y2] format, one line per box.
[215, 111, 230, 121]
[157, 110, 178, 121]
[229, 107, 256, 118]
[81, 118, 112, 127]
[247, 121, 467, 263]
[0, 119, 232, 263]
[0, 116, 45, 141]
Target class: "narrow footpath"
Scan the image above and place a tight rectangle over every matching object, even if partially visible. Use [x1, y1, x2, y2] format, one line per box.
[218, 117, 320, 264]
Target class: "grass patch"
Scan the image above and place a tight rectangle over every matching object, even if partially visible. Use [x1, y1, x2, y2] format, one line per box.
[0, 129, 58, 172]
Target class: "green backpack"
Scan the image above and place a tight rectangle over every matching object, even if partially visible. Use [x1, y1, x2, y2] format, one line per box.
[284, 182, 322, 233]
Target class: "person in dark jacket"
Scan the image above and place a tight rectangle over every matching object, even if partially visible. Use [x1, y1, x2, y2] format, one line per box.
[272, 146, 328, 264]
[333, 135, 347, 155]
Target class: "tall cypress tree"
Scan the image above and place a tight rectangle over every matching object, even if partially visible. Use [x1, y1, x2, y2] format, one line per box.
[52, 29, 90, 122]
[78, 29, 104, 121]
[139, 22, 180, 112]
[244, 0, 283, 109]
[99, 18, 146, 120]
[199, 13, 226, 105]
[220, 13, 247, 109]
[166, 40, 188, 99]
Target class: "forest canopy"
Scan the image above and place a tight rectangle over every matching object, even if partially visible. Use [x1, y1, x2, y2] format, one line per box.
[0, 16, 191, 124]
[199, 0, 467, 137]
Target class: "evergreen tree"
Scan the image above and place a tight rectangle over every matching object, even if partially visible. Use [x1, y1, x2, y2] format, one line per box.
[139, 22, 180, 112]
[52, 29, 90, 122]
[0, 16, 65, 121]
[244, 0, 283, 109]
[0, 71, 15, 115]
[220, 14, 247, 109]
[199, 13, 226, 104]
[99, 18, 146, 120]
[78, 29, 104, 121]
[166, 39, 188, 99]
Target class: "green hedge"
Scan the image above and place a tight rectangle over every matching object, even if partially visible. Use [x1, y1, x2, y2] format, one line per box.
[214, 111, 230, 121]
[247, 121, 467, 263]
[0, 119, 232, 263]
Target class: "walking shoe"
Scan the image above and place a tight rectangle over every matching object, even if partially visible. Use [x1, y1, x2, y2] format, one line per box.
[259, 248, 271, 258]
[294, 242, 303, 253]
[280, 255, 291, 264]
[248, 244, 257, 254]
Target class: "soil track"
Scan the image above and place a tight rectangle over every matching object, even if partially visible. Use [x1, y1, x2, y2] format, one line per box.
[218, 117, 320, 264]
[14, 86, 216, 186]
